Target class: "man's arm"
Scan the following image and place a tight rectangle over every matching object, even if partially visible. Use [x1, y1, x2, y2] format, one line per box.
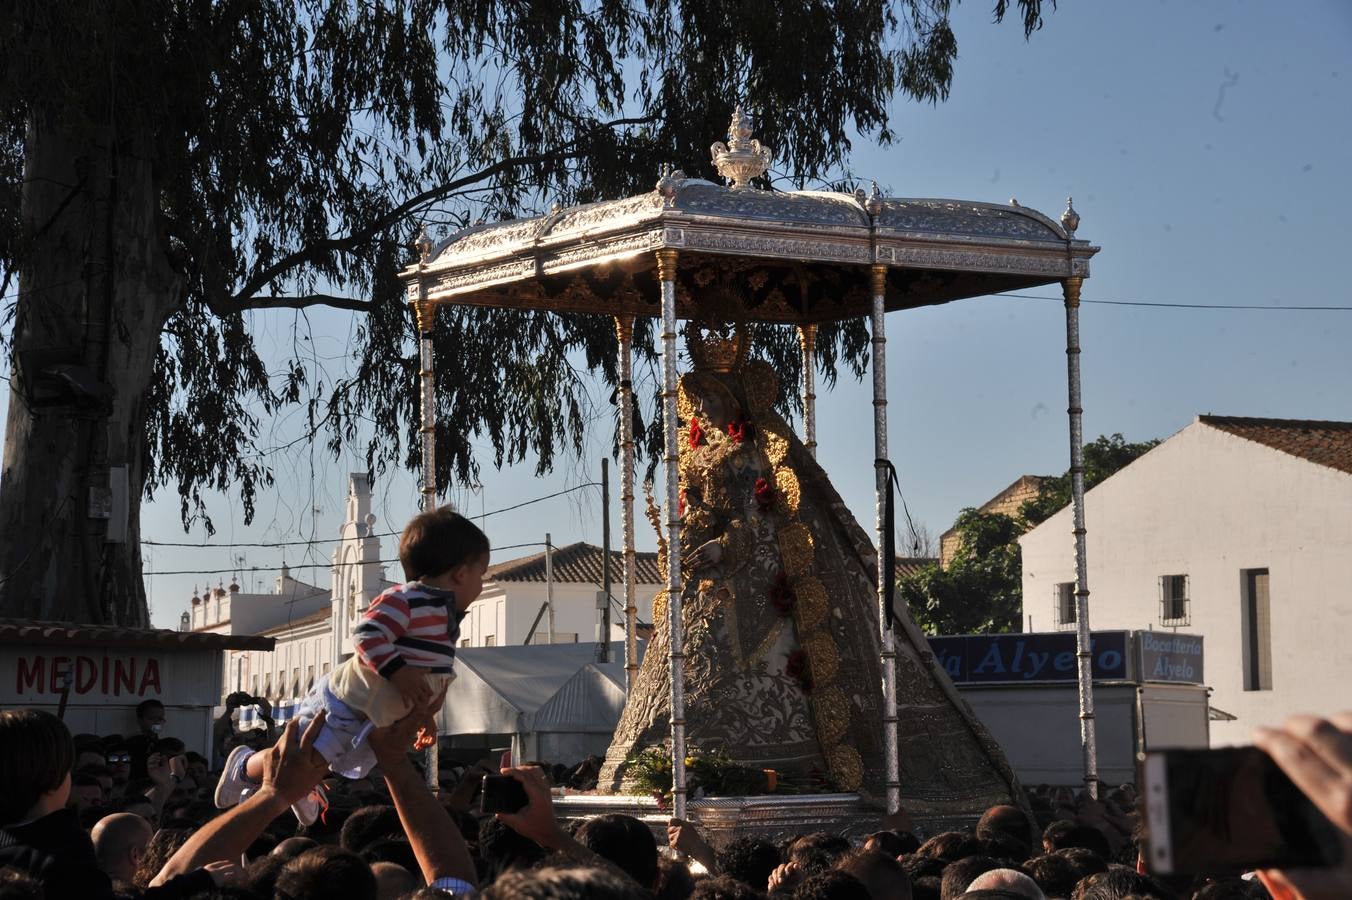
[369, 690, 476, 890]
[150, 715, 329, 886]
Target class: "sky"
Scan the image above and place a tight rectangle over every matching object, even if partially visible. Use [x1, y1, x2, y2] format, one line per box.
[6, 0, 1349, 630]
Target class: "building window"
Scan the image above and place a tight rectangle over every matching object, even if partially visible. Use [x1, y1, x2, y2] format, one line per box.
[292, 667, 301, 698]
[484, 634, 497, 647]
[530, 632, 579, 645]
[461, 639, 471, 647]
[306, 665, 315, 692]
[1054, 583, 1077, 629]
[1160, 574, 1190, 626]
[322, 661, 331, 677]
[1242, 568, 1273, 691]
[252, 674, 261, 697]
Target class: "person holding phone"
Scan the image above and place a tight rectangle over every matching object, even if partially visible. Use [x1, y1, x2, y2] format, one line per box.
[1253, 713, 1352, 900]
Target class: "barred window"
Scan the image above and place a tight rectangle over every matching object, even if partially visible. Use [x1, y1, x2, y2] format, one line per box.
[1160, 574, 1190, 625]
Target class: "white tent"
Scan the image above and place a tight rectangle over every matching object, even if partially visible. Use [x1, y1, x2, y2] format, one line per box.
[438, 641, 644, 765]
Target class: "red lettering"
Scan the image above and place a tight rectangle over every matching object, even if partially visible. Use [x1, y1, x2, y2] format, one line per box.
[138, 659, 161, 696]
[49, 656, 70, 694]
[101, 655, 109, 694]
[75, 656, 97, 694]
[114, 658, 135, 696]
[16, 657, 44, 694]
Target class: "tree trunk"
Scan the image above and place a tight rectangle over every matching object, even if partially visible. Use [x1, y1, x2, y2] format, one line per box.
[0, 113, 180, 626]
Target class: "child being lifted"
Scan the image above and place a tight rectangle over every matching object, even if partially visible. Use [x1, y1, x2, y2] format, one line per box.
[214, 507, 490, 823]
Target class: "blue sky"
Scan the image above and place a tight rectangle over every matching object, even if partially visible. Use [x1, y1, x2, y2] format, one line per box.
[8, 1, 1348, 629]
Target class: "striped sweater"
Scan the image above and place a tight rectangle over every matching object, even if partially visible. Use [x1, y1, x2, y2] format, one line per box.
[353, 581, 463, 678]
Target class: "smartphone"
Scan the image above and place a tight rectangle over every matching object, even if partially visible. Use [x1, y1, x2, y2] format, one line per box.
[1142, 746, 1344, 876]
[480, 774, 529, 815]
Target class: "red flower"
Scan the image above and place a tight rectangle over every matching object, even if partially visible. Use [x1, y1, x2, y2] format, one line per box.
[769, 571, 796, 617]
[689, 419, 704, 449]
[727, 414, 753, 445]
[754, 477, 774, 512]
[785, 649, 813, 693]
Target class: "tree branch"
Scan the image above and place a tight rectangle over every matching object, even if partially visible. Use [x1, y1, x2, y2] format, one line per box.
[229, 114, 658, 307]
[229, 293, 376, 312]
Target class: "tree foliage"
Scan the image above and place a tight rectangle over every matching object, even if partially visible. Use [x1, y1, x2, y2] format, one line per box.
[1019, 433, 1161, 526]
[902, 433, 1159, 635]
[0, 0, 1049, 622]
[901, 509, 1024, 635]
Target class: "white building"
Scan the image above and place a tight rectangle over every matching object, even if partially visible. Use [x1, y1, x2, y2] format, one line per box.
[188, 473, 660, 706]
[1019, 415, 1352, 745]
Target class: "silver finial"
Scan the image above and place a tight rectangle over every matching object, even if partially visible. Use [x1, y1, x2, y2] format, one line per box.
[864, 181, 885, 218]
[415, 224, 433, 264]
[1060, 196, 1080, 238]
[1009, 197, 1020, 208]
[550, 200, 562, 214]
[710, 105, 773, 190]
[655, 163, 686, 205]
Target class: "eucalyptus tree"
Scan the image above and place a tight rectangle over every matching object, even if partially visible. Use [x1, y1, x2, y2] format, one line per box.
[0, 0, 1046, 624]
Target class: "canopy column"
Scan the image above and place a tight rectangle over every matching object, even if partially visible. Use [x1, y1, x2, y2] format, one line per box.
[412, 227, 440, 790]
[615, 315, 639, 693]
[871, 263, 901, 814]
[1063, 273, 1099, 798]
[657, 249, 687, 821]
[797, 324, 818, 457]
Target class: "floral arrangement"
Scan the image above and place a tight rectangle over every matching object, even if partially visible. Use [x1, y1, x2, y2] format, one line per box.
[625, 746, 788, 802]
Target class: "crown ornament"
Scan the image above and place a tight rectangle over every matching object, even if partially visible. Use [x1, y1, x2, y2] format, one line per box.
[685, 321, 751, 373]
[710, 106, 772, 190]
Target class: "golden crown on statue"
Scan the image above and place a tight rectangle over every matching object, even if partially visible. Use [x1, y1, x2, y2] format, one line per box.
[686, 321, 750, 373]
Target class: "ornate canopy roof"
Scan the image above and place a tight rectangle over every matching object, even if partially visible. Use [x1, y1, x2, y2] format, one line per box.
[401, 114, 1098, 325]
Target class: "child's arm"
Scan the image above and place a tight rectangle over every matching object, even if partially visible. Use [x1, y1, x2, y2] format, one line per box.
[354, 593, 433, 706]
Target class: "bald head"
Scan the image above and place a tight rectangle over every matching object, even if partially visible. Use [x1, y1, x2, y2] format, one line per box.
[965, 868, 1045, 900]
[91, 812, 153, 882]
[371, 861, 418, 900]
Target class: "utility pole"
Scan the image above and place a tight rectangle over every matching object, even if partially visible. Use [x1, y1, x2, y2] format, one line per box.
[545, 533, 555, 645]
[599, 460, 612, 662]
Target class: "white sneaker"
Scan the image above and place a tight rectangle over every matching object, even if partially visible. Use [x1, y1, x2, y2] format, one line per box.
[291, 783, 328, 826]
[214, 745, 258, 809]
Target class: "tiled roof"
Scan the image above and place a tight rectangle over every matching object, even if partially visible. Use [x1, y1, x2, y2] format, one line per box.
[895, 557, 939, 580]
[488, 542, 661, 586]
[0, 618, 275, 651]
[1200, 416, 1352, 476]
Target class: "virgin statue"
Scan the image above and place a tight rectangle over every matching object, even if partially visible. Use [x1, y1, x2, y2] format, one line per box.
[598, 326, 1026, 821]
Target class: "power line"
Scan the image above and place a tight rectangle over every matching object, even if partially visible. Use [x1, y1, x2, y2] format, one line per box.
[142, 542, 546, 577]
[998, 291, 1352, 311]
[141, 483, 602, 549]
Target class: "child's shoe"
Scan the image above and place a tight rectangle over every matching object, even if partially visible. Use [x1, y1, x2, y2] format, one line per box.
[214, 745, 259, 808]
[291, 782, 328, 826]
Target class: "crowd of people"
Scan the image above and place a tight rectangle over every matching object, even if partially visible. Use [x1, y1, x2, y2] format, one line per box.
[2, 699, 1351, 900]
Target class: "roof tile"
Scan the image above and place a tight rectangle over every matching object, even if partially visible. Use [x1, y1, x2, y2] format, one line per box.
[487, 542, 661, 586]
[0, 618, 275, 651]
[1200, 416, 1352, 475]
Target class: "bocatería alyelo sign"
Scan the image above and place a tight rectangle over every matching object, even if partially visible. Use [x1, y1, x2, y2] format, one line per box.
[927, 631, 1130, 684]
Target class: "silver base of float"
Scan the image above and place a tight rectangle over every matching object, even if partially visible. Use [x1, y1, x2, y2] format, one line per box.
[551, 792, 976, 847]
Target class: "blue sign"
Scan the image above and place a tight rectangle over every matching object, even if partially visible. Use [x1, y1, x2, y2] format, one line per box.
[1137, 632, 1204, 683]
[927, 631, 1130, 684]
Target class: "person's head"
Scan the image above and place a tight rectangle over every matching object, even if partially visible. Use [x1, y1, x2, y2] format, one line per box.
[835, 848, 912, 900]
[1070, 865, 1171, 900]
[369, 861, 417, 900]
[273, 846, 377, 900]
[0, 709, 74, 825]
[478, 816, 547, 882]
[963, 868, 1045, 899]
[133, 827, 192, 888]
[917, 831, 984, 863]
[71, 772, 106, 809]
[104, 743, 132, 782]
[654, 854, 698, 900]
[1042, 821, 1111, 860]
[399, 507, 490, 608]
[479, 863, 653, 900]
[941, 856, 1002, 900]
[793, 869, 871, 900]
[340, 804, 402, 853]
[788, 832, 852, 866]
[91, 812, 154, 883]
[575, 813, 659, 889]
[1052, 847, 1108, 881]
[977, 806, 1034, 859]
[273, 836, 320, 859]
[864, 829, 920, 857]
[1020, 853, 1083, 898]
[183, 751, 209, 781]
[136, 700, 166, 737]
[76, 748, 108, 770]
[690, 874, 764, 900]
[716, 836, 781, 889]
